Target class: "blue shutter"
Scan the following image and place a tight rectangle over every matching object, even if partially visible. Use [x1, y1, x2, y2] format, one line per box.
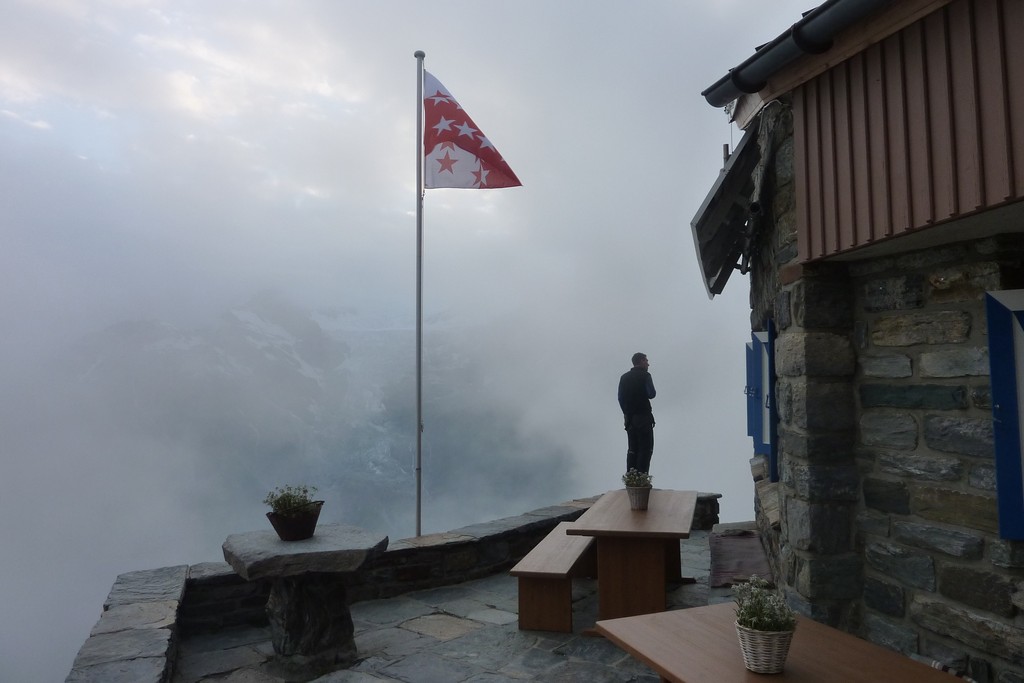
[986, 291, 1024, 539]
[745, 341, 762, 445]
[764, 323, 778, 481]
[746, 324, 778, 480]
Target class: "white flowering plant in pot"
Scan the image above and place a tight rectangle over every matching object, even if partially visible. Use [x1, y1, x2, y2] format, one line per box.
[734, 575, 796, 632]
[621, 468, 653, 488]
[621, 469, 653, 510]
[733, 575, 796, 674]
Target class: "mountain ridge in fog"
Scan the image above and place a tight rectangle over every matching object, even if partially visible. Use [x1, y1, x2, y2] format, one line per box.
[61, 290, 576, 539]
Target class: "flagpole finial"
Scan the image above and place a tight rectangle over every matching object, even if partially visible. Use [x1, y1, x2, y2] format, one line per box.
[414, 50, 425, 59]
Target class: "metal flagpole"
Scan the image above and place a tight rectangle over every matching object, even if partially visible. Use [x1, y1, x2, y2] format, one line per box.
[414, 50, 425, 537]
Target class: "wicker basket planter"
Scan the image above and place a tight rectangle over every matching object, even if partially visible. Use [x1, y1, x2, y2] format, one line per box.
[735, 622, 795, 674]
[625, 486, 651, 510]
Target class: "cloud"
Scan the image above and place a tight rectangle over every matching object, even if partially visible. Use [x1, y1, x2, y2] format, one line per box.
[0, 1, 820, 679]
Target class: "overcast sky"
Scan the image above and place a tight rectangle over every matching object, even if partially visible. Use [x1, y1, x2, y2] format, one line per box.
[0, 1, 816, 679]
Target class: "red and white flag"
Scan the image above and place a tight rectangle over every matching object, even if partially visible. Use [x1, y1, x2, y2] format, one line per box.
[422, 71, 521, 189]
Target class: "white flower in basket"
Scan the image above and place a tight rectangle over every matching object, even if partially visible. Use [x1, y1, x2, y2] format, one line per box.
[734, 575, 797, 674]
[621, 468, 653, 510]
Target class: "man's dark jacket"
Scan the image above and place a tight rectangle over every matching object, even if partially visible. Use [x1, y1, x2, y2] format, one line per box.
[618, 367, 656, 421]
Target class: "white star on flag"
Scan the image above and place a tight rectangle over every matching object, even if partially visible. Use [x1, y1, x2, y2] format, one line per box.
[422, 71, 521, 189]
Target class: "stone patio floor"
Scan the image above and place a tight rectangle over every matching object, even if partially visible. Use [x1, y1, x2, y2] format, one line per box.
[173, 529, 737, 683]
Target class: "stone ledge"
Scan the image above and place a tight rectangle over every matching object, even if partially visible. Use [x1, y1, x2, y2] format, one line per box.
[66, 565, 188, 682]
[68, 492, 722, 681]
[104, 565, 188, 610]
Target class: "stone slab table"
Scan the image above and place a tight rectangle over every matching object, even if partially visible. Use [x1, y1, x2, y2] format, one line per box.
[222, 524, 388, 669]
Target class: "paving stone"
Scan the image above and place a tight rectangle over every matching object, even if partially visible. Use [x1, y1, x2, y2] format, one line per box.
[348, 655, 399, 677]
[66, 657, 168, 683]
[436, 624, 540, 671]
[614, 653, 662, 682]
[401, 614, 482, 641]
[312, 669, 397, 682]
[351, 596, 435, 626]
[422, 596, 492, 618]
[531, 632, 576, 650]
[217, 669, 288, 682]
[171, 642, 271, 682]
[354, 625, 432, 660]
[380, 650, 485, 682]
[543, 658, 640, 683]
[553, 635, 628, 666]
[178, 626, 271, 655]
[462, 672, 531, 682]
[403, 584, 472, 606]
[466, 608, 518, 626]
[463, 589, 517, 614]
[499, 645, 569, 677]
[668, 582, 710, 609]
[462, 573, 518, 596]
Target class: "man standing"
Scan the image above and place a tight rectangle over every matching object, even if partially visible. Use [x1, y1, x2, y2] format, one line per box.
[618, 352, 656, 474]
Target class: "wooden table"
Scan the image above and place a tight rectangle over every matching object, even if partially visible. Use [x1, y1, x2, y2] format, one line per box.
[596, 602, 958, 682]
[566, 489, 697, 620]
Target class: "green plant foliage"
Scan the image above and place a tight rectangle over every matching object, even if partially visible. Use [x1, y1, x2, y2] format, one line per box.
[621, 468, 653, 487]
[734, 575, 796, 632]
[263, 484, 320, 517]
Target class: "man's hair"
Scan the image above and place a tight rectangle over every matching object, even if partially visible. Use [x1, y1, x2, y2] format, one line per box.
[631, 352, 647, 366]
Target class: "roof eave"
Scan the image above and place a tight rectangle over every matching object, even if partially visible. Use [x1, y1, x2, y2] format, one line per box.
[701, 0, 896, 108]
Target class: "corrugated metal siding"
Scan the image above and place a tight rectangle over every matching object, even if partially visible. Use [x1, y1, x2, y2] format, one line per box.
[794, 0, 1024, 261]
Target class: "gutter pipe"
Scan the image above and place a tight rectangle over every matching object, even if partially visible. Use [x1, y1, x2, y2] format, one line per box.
[701, 0, 895, 107]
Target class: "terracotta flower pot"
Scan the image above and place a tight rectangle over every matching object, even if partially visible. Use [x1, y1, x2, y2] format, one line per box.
[266, 501, 324, 541]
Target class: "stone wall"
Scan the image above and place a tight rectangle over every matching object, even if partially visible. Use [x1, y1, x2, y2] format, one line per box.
[67, 492, 721, 682]
[748, 98, 1024, 682]
[850, 239, 1024, 683]
[179, 496, 600, 636]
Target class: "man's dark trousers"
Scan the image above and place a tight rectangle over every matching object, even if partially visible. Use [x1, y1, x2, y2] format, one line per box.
[626, 414, 654, 473]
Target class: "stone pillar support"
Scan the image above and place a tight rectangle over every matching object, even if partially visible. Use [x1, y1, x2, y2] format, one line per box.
[775, 265, 861, 621]
[222, 524, 388, 673]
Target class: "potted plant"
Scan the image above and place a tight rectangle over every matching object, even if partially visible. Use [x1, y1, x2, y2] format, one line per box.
[733, 574, 797, 674]
[263, 485, 324, 541]
[622, 468, 653, 510]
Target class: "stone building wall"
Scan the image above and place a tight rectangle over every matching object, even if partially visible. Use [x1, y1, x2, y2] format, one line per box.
[748, 99, 1024, 682]
[850, 239, 1024, 683]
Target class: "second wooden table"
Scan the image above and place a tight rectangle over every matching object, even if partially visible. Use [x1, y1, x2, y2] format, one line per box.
[567, 488, 697, 620]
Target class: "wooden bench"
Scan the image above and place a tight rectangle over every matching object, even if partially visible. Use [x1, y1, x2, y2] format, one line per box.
[509, 521, 597, 632]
